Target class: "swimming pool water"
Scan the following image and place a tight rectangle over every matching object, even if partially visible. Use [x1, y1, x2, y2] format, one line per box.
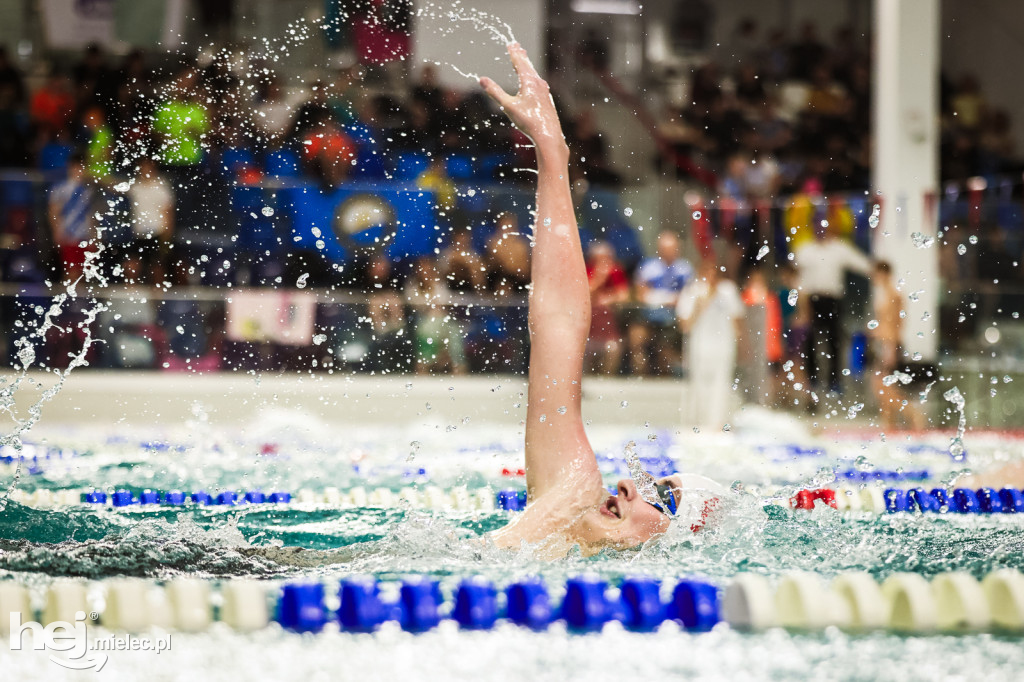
[2, 408, 1024, 679]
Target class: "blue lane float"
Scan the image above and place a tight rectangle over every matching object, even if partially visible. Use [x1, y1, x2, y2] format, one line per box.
[562, 576, 614, 632]
[452, 578, 498, 630]
[620, 577, 666, 632]
[952, 488, 981, 514]
[1000, 488, 1024, 513]
[505, 580, 552, 631]
[278, 583, 326, 633]
[884, 488, 909, 513]
[399, 579, 441, 633]
[977, 488, 1004, 513]
[670, 579, 720, 631]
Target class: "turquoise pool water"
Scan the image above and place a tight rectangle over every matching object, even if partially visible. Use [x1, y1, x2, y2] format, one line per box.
[2, 412, 1024, 679]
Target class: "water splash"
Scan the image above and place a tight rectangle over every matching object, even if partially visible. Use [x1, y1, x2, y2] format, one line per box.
[623, 440, 660, 507]
[943, 386, 967, 460]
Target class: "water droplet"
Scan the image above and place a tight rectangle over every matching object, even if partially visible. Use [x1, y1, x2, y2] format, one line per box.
[296, 273, 309, 289]
[623, 207, 633, 217]
[911, 232, 935, 248]
[557, 406, 567, 415]
[539, 414, 547, 423]
[692, 211, 702, 220]
[114, 181, 131, 193]
[969, 235, 978, 244]
[867, 319, 879, 330]
[312, 333, 327, 345]
[722, 423, 731, 432]
[787, 289, 799, 306]
[620, 401, 628, 408]
[755, 245, 770, 261]
[261, 206, 275, 217]
[957, 244, 967, 255]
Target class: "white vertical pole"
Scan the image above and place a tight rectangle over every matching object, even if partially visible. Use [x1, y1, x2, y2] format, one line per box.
[872, 0, 940, 362]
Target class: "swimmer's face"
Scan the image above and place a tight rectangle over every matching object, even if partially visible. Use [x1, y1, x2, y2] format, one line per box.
[574, 477, 681, 550]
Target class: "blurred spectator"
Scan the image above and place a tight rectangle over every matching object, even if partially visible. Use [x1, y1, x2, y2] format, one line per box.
[485, 213, 530, 297]
[868, 261, 925, 430]
[568, 110, 620, 186]
[627, 230, 692, 375]
[793, 220, 872, 396]
[950, 74, 986, 131]
[351, 0, 412, 83]
[440, 229, 486, 292]
[789, 22, 826, 81]
[254, 74, 294, 143]
[125, 157, 174, 284]
[48, 154, 96, 280]
[676, 259, 744, 428]
[586, 241, 629, 374]
[777, 262, 809, 402]
[0, 82, 30, 167]
[301, 113, 357, 189]
[329, 65, 363, 127]
[416, 156, 457, 215]
[30, 68, 75, 142]
[81, 106, 114, 181]
[0, 46, 24, 103]
[152, 68, 209, 273]
[152, 69, 209, 173]
[734, 63, 766, 110]
[289, 80, 331, 143]
[405, 255, 467, 374]
[73, 43, 111, 108]
[978, 109, 1016, 175]
[411, 63, 443, 114]
[361, 254, 411, 373]
[742, 263, 783, 403]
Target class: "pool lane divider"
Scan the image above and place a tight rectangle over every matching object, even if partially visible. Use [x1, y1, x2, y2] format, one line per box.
[6, 486, 513, 513]
[788, 487, 1024, 514]
[12, 483, 1024, 517]
[1, 570, 1021, 637]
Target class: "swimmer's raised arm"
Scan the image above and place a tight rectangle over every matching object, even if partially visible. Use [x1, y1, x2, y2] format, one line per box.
[480, 44, 600, 500]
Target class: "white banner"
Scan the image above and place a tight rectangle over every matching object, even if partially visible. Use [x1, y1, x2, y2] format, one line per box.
[41, 0, 115, 49]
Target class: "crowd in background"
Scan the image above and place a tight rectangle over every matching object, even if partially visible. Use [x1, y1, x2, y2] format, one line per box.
[648, 19, 1021, 203]
[0, 16, 1019, 406]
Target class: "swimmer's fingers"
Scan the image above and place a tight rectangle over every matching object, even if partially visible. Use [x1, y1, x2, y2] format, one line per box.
[507, 42, 536, 83]
[479, 76, 513, 109]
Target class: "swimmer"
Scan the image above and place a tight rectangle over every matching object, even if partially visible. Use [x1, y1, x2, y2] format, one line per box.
[479, 44, 724, 557]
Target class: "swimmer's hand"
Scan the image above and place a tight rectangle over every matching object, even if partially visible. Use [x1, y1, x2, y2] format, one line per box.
[480, 42, 567, 153]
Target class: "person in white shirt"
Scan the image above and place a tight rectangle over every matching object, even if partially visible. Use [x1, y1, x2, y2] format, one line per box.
[126, 157, 174, 284]
[793, 223, 872, 395]
[676, 259, 745, 429]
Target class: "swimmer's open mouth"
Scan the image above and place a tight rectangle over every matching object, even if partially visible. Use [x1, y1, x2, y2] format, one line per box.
[601, 495, 621, 519]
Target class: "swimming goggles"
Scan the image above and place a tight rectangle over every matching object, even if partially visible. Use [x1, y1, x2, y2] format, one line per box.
[649, 482, 678, 516]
